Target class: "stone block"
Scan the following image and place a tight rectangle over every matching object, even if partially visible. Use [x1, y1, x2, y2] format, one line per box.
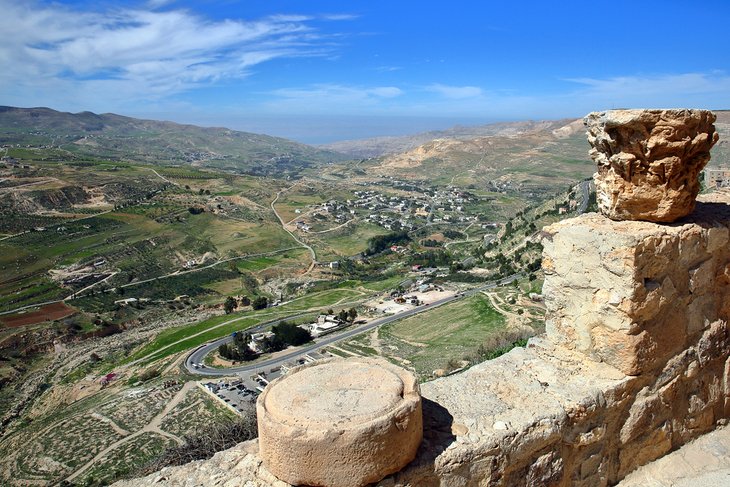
[543, 202, 730, 375]
[256, 357, 422, 487]
[585, 109, 718, 223]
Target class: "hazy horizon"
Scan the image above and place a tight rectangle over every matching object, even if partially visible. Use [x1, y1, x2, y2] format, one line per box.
[2, 0, 729, 142]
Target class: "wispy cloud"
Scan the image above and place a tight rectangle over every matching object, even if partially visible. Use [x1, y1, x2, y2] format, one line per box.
[0, 1, 349, 109]
[426, 83, 483, 99]
[565, 72, 730, 107]
[375, 66, 402, 72]
[264, 84, 404, 113]
[321, 14, 360, 21]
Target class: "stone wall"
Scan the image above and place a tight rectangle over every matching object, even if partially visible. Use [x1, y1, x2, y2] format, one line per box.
[115, 196, 730, 487]
[542, 202, 730, 376]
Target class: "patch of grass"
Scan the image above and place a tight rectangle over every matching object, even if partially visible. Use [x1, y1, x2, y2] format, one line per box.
[361, 275, 403, 292]
[377, 294, 508, 380]
[317, 222, 389, 257]
[236, 256, 280, 271]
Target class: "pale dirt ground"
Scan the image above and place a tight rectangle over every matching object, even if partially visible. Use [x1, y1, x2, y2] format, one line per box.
[365, 289, 456, 314]
[412, 289, 455, 304]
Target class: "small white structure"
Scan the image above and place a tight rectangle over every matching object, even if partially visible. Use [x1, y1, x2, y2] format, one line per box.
[307, 315, 343, 337]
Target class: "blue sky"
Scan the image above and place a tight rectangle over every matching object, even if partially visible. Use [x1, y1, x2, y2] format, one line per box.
[2, 0, 729, 143]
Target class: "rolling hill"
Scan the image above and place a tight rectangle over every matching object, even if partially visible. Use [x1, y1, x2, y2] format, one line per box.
[0, 106, 346, 176]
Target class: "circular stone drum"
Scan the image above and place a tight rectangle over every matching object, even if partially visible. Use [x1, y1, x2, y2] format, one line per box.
[256, 357, 423, 487]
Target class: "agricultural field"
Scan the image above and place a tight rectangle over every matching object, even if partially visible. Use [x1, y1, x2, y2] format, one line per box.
[0, 158, 304, 315]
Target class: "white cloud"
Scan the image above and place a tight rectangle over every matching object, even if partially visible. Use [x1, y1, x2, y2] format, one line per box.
[0, 1, 346, 109]
[413, 73, 730, 119]
[369, 87, 403, 98]
[321, 14, 360, 21]
[426, 84, 483, 99]
[375, 66, 402, 72]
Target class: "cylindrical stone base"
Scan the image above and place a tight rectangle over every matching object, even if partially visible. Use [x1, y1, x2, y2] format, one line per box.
[256, 357, 423, 487]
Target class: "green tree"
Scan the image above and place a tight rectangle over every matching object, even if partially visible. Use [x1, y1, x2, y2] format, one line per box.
[272, 322, 312, 347]
[224, 296, 237, 314]
[261, 334, 286, 353]
[347, 308, 358, 321]
[252, 296, 268, 310]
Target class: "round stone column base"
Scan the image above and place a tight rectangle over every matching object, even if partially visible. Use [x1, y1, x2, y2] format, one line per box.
[257, 357, 423, 487]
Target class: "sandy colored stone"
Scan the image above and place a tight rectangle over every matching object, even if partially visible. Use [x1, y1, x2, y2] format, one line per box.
[585, 109, 718, 222]
[256, 357, 422, 487]
[542, 200, 730, 375]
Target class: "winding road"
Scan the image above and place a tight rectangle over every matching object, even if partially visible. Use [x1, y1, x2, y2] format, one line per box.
[270, 184, 317, 273]
[184, 274, 522, 377]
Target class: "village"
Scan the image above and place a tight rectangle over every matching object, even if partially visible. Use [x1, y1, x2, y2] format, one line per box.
[289, 179, 499, 234]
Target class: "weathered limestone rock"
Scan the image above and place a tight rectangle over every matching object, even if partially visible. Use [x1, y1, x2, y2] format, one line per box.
[542, 199, 730, 376]
[585, 109, 718, 222]
[256, 357, 422, 487]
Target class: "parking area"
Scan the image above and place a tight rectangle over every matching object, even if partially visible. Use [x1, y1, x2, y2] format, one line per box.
[200, 349, 333, 414]
[202, 379, 257, 414]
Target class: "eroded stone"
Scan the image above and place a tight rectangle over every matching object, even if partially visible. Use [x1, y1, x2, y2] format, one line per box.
[256, 357, 422, 487]
[542, 199, 730, 375]
[585, 109, 718, 222]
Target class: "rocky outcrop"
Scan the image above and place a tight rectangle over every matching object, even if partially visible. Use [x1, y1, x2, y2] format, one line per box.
[256, 358, 422, 487]
[585, 109, 718, 222]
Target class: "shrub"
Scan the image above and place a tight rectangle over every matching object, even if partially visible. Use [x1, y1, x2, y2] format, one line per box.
[138, 367, 160, 382]
[135, 407, 257, 477]
[252, 296, 268, 310]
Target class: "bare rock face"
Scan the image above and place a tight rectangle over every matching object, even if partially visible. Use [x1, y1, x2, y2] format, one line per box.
[256, 357, 422, 487]
[585, 109, 718, 222]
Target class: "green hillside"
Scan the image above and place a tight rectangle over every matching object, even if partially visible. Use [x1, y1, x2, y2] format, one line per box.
[0, 106, 346, 176]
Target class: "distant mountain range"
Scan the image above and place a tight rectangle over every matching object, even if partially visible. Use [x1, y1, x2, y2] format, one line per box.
[0, 106, 346, 176]
[318, 119, 580, 158]
[321, 111, 730, 160]
[3, 106, 728, 176]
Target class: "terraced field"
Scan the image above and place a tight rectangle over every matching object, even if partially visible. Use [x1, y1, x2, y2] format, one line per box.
[0, 377, 235, 486]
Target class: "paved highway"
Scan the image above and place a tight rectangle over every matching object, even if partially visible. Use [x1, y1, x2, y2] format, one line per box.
[185, 274, 521, 377]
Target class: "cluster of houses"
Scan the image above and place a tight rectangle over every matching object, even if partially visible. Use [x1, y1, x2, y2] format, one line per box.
[290, 181, 483, 234]
[0, 156, 31, 169]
